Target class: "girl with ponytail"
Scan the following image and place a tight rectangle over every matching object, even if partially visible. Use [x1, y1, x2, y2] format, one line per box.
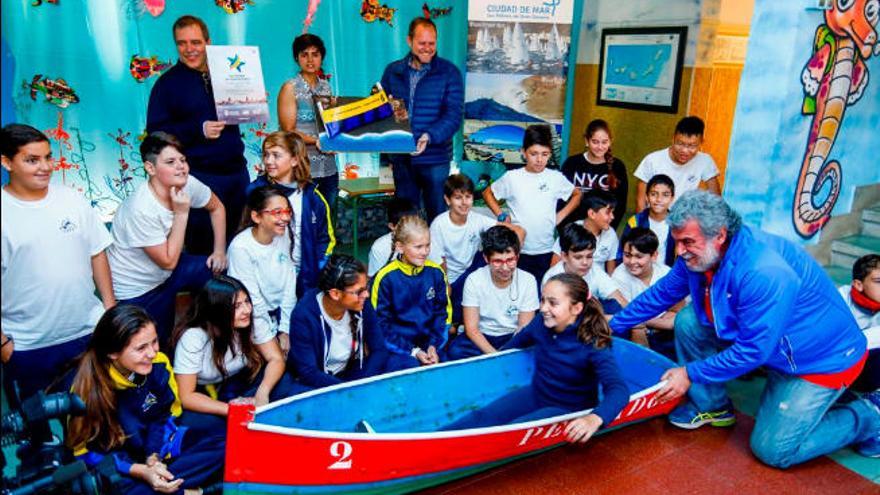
[444, 273, 629, 444]
[67, 305, 224, 495]
[561, 119, 628, 229]
[287, 254, 389, 389]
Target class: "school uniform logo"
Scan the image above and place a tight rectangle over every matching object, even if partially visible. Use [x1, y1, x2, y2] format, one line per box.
[59, 217, 77, 233]
[142, 392, 158, 412]
[311, 211, 318, 224]
[538, 182, 549, 192]
[596, 246, 610, 258]
[426, 287, 436, 300]
[686, 174, 698, 184]
[505, 305, 518, 317]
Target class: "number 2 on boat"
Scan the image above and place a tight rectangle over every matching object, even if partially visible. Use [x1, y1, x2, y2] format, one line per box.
[328, 441, 353, 470]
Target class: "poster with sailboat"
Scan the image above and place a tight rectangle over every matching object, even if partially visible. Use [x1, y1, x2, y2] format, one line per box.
[463, 0, 573, 167]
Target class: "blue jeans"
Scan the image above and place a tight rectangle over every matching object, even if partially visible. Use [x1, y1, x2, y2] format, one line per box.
[675, 304, 880, 468]
[390, 157, 449, 223]
[518, 253, 552, 293]
[119, 254, 212, 348]
[449, 252, 486, 324]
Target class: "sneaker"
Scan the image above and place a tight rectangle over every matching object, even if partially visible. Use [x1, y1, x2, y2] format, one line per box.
[856, 391, 880, 458]
[668, 401, 736, 429]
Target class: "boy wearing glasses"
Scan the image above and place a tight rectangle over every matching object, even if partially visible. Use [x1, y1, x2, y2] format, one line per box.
[446, 226, 538, 360]
[108, 132, 226, 345]
[634, 116, 720, 212]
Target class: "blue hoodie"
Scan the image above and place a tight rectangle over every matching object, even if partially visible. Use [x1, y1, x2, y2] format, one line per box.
[288, 288, 389, 388]
[611, 225, 866, 384]
[371, 258, 451, 355]
[73, 353, 189, 474]
[616, 209, 676, 266]
[247, 176, 335, 297]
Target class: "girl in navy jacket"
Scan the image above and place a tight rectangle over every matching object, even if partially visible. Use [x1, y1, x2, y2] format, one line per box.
[288, 254, 388, 389]
[371, 215, 451, 371]
[246, 131, 335, 298]
[445, 273, 629, 443]
[67, 305, 224, 495]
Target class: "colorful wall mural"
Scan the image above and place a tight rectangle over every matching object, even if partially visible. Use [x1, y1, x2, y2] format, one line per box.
[0, 0, 468, 219]
[725, 0, 880, 243]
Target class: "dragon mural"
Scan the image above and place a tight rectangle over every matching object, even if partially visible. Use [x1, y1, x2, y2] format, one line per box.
[796, 0, 878, 238]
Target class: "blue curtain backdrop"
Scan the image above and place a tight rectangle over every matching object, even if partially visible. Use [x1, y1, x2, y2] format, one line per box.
[0, 0, 468, 217]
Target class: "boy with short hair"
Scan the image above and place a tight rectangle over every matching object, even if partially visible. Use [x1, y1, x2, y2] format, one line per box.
[368, 197, 419, 277]
[618, 174, 676, 267]
[634, 116, 720, 212]
[553, 191, 619, 274]
[1, 123, 115, 401]
[447, 225, 539, 359]
[839, 254, 880, 457]
[544, 223, 628, 314]
[108, 131, 227, 344]
[612, 227, 684, 356]
[430, 174, 524, 323]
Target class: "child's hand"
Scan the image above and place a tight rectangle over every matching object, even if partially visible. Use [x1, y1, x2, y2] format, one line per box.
[426, 345, 440, 364]
[202, 120, 226, 139]
[206, 250, 228, 273]
[564, 413, 602, 443]
[169, 186, 191, 214]
[277, 333, 290, 357]
[139, 462, 183, 493]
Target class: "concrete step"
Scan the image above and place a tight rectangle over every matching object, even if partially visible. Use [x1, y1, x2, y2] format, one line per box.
[863, 205, 880, 237]
[822, 265, 852, 287]
[830, 234, 880, 268]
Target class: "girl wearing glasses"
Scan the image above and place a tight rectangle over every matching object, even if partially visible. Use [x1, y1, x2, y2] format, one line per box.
[371, 216, 451, 371]
[247, 131, 336, 299]
[228, 185, 298, 355]
[287, 254, 389, 389]
[170, 275, 296, 436]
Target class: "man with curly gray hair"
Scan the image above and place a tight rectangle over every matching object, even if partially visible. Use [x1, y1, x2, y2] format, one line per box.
[610, 190, 878, 468]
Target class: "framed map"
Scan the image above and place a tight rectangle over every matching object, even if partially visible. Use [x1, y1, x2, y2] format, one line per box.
[597, 27, 688, 113]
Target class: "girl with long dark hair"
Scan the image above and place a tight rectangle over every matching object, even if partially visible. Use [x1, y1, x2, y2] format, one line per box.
[67, 305, 223, 495]
[170, 276, 296, 435]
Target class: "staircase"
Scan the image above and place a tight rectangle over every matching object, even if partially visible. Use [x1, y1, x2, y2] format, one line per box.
[824, 203, 880, 286]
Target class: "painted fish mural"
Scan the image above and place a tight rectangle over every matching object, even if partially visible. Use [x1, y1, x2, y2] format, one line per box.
[26, 75, 79, 108]
[796, 0, 878, 238]
[129, 55, 171, 82]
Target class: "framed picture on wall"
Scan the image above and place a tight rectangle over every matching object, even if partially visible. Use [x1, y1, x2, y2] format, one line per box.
[596, 26, 688, 113]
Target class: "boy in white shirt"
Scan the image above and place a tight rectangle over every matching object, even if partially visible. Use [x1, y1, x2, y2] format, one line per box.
[447, 225, 538, 360]
[430, 174, 524, 324]
[634, 116, 720, 211]
[553, 191, 619, 274]
[108, 132, 227, 345]
[368, 197, 419, 277]
[612, 227, 684, 356]
[1, 124, 115, 401]
[484, 125, 580, 286]
[543, 223, 628, 316]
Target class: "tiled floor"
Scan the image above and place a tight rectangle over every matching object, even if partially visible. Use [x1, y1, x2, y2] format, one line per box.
[418, 412, 878, 494]
[416, 377, 880, 494]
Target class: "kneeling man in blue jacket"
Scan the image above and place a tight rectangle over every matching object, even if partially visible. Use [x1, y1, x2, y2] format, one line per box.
[610, 190, 879, 468]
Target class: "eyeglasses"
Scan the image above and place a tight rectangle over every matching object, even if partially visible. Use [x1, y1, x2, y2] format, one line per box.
[489, 256, 518, 268]
[261, 207, 293, 219]
[342, 287, 369, 297]
[673, 141, 700, 151]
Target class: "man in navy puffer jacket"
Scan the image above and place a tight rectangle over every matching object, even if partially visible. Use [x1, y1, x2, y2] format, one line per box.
[380, 17, 464, 222]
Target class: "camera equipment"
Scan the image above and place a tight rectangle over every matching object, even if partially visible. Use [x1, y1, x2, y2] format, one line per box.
[1, 390, 121, 495]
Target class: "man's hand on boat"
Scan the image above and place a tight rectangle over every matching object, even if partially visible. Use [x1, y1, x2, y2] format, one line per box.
[564, 413, 603, 443]
[657, 366, 691, 404]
